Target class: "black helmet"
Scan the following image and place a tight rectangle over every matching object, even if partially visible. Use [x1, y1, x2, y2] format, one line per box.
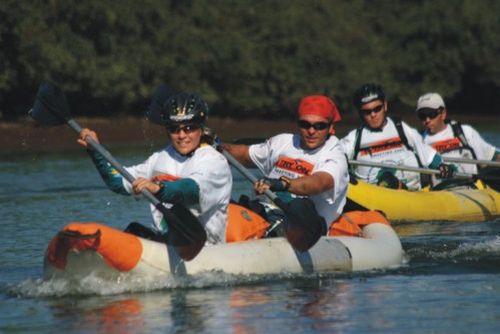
[162, 92, 208, 124]
[352, 83, 385, 109]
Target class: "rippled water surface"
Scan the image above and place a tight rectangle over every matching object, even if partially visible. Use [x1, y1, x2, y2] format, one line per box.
[1, 133, 499, 333]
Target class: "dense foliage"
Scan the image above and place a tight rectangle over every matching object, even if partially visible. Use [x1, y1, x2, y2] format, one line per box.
[1, 0, 499, 120]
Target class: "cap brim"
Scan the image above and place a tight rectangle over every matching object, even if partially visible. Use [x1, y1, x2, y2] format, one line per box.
[416, 107, 440, 113]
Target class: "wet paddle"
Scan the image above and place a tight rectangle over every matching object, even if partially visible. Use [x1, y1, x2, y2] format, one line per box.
[220, 148, 324, 252]
[442, 157, 500, 168]
[348, 160, 473, 178]
[348, 160, 500, 191]
[29, 81, 206, 261]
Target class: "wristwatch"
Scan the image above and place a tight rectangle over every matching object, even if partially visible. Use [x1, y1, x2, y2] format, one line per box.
[279, 176, 292, 190]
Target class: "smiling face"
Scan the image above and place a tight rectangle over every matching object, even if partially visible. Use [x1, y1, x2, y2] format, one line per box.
[298, 114, 333, 150]
[166, 122, 203, 155]
[359, 99, 387, 130]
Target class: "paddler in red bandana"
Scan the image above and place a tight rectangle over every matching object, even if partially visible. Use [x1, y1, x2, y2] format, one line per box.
[222, 95, 349, 234]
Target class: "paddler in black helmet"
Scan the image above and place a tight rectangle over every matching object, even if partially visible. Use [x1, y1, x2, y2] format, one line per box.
[77, 92, 232, 244]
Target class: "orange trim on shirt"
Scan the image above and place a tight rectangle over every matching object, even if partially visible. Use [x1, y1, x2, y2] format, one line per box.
[358, 137, 404, 157]
[274, 157, 314, 176]
[152, 174, 181, 182]
[430, 138, 462, 153]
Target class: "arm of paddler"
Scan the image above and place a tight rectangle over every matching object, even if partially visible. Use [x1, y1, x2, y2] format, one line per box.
[156, 178, 200, 206]
[428, 153, 457, 178]
[285, 172, 334, 196]
[428, 153, 443, 170]
[87, 149, 129, 195]
[493, 149, 500, 161]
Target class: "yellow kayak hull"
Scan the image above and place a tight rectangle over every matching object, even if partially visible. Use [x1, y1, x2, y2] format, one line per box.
[347, 180, 500, 222]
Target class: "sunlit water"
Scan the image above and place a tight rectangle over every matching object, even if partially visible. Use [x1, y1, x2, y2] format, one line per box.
[1, 133, 499, 333]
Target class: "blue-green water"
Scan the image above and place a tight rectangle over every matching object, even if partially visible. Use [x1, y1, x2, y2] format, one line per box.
[1, 133, 499, 333]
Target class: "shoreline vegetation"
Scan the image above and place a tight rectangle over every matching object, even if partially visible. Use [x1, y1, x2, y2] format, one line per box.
[1, 114, 498, 156]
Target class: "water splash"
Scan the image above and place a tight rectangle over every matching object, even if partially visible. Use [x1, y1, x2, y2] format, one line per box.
[404, 235, 500, 273]
[3, 268, 395, 298]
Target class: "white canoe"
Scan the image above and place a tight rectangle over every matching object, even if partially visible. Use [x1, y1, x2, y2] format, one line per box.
[43, 222, 405, 281]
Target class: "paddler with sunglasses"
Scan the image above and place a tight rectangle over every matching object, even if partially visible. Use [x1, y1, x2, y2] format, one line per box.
[77, 92, 232, 244]
[340, 83, 456, 190]
[221, 95, 349, 234]
[417, 92, 500, 188]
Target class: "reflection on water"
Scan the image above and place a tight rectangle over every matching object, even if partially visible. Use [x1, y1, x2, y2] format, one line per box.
[43, 280, 359, 333]
[50, 297, 145, 334]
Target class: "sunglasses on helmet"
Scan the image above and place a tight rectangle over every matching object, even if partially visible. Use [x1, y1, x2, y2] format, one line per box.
[297, 120, 331, 131]
[359, 104, 385, 116]
[417, 109, 442, 121]
[166, 123, 201, 134]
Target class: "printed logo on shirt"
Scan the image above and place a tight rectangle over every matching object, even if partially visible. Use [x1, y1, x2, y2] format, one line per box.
[153, 174, 181, 183]
[430, 138, 462, 153]
[359, 137, 405, 157]
[274, 157, 314, 176]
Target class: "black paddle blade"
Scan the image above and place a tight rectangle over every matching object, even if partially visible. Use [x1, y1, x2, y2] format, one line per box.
[146, 83, 178, 125]
[160, 203, 207, 261]
[30, 81, 71, 126]
[278, 198, 326, 252]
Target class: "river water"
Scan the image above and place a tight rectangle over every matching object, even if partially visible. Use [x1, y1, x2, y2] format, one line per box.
[1, 133, 499, 333]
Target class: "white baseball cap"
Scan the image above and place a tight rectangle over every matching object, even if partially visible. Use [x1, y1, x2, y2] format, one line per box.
[416, 93, 445, 111]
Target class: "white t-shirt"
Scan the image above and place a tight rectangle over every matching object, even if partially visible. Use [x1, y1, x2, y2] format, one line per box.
[122, 145, 232, 244]
[422, 123, 497, 175]
[340, 117, 437, 190]
[249, 133, 349, 226]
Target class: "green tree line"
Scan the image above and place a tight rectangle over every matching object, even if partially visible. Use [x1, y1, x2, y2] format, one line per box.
[1, 0, 499, 121]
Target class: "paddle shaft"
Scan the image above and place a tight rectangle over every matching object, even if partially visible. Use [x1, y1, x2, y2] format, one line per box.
[222, 149, 279, 202]
[443, 157, 500, 167]
[348, 160, 473, 179]
[67, 119, 164, 208]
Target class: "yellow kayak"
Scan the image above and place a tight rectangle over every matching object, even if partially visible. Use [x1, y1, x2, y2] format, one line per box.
[347, 180, 500, 222]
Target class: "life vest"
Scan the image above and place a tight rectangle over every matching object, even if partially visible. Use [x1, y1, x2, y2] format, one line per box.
[225, 203, 270, 242]
[328, 210, 390, 237]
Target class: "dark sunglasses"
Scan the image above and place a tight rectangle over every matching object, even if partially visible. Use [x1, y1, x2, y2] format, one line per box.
[359, 104, 385, 116]
[297, 120, 331, 131]
[417, 109, 442, 121]
[166, 123, 201, 134]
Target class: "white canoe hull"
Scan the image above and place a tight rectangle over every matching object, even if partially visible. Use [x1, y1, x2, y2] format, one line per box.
[44, 223, 404, 280]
